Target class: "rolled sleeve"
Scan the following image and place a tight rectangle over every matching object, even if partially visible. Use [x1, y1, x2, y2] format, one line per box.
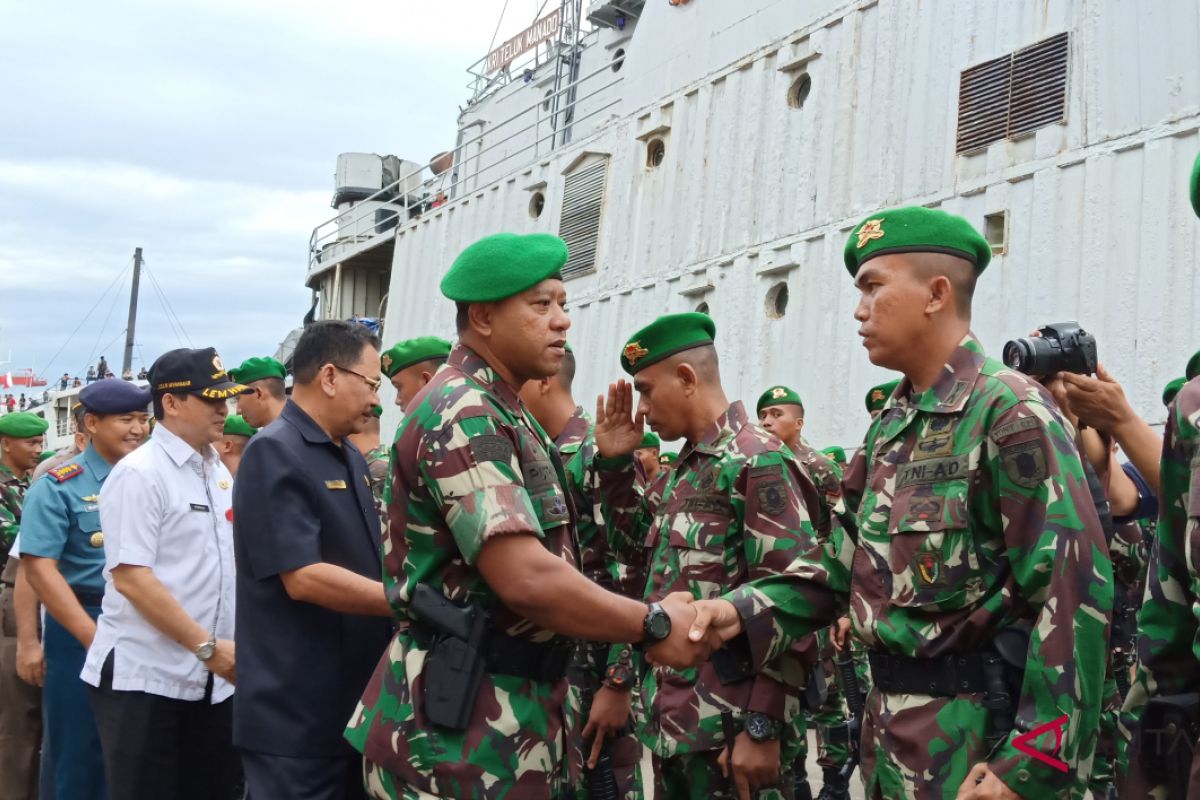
[234, 436, 322, 580]
[99, 463, 163, 568]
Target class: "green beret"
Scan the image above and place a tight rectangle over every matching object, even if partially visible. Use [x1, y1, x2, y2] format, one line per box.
[821, 446, 847, 465]
[620, 312, 716, 375]
[222, 414, 257, 439]
[756, 385, 804, 414]
[1164, 377, 1188, 407]
[229, 357, 286, 385]
[659, 452, 677, 465]
[1187, 349, 1200, 382]
[865, 379, 900, 414]
[440, 233, 569, 302]
[0, 412, 49, 439]
[639, 432, 661, 449]
[844, 206, 991, 277]
[1191, 151, 1200, 218]
[39, 450, 56, 463]
[372, 405, 383, 418]
[381, 336, 453, 378]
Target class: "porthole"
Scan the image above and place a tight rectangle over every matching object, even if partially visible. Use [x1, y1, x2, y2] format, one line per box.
[646, 138, 666, 169]
[695, 301, 710, 315]
[787, 73, 812, 109]
[529, 191, 545, 219]
[612, 48, 626, 73]
[765, 282, 789, 319]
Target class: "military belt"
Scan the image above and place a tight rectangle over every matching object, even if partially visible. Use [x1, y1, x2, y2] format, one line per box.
[410, 622, 572, 683]
[868, 650, 988, 696]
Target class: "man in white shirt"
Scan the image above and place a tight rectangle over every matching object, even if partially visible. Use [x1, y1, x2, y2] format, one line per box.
[81, 347, 248, 800]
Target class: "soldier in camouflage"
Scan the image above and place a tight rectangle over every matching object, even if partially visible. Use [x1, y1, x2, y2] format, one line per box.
[520, 344, 645, 799]
[686, 206, 1113, 800]
[593, 313, 826, 800]
[1117, 154, 1200, 797]
[346, 233, 718, 799]
[756, 386, 854, 800]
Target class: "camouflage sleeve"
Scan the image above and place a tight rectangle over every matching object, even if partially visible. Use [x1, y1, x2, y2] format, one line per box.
[1118, 386, 1199, 794]
[596, 454, 654, 571]
[982, 399, 1114, 798]
[723, 454, 846, 672]
[417, 414, 545, 564]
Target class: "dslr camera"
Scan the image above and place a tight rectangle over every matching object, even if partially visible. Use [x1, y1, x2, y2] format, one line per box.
[1003, 322, 1098, 376]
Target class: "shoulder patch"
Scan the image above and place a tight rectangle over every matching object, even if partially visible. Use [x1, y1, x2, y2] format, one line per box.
[990, 416, 1039, 443]
[49, 463, 84, 483]
[1001, 439, 1048, 489]
[469, 434, 514, 464]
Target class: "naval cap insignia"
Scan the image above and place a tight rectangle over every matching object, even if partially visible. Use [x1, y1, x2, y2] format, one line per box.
[856, 219, 885, 249]
[623, 342, 650, 366]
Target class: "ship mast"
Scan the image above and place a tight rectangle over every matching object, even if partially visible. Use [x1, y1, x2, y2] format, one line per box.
[122, 246, 142, 378]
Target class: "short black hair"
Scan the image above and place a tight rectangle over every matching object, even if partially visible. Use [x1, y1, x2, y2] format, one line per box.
[151, 391, 189, 421]
[456, 302, 470, 334]
[556, 350, 576, 390]
[255, 376, 286, 399]
[292, 321, 382, 385]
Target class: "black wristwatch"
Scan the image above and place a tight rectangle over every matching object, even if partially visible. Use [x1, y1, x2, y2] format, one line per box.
[603, 662, 635, 691]
[744, 712, 784, 743]
[642, 602, 671, 643]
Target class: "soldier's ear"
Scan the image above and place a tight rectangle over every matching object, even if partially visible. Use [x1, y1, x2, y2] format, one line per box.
[467, 302, 496, 337]
[926, 275, 953, 316]
[676, 362, 700, 394]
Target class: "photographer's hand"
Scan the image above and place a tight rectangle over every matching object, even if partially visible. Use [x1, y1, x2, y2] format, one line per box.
[1060, 364, 1161, 494]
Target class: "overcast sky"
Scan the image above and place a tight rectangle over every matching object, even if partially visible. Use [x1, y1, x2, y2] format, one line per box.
[0, 0, 547, 383]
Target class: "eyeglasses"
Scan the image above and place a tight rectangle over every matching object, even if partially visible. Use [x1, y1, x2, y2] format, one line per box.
[333, 365, 382, 394]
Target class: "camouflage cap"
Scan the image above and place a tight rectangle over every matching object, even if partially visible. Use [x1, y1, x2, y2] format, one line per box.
[844, 206, 991, 277]
[1191, 151, 1200, 217]
[0, 412, 49, 439]
[1164, 377, 1188, 407]
[756, 385, 804, 415]
[639, 432, 661, 449]
[620, 312, 716, 375]
[820, 445, 847, 465]
[381, 336, 452, 378]
[1187, 349, 1200, 381]
[229, 356, 286, 385]
[440, 233, 569, 302]
[865, 379, 901, 413]
[222, 414, 257, 438]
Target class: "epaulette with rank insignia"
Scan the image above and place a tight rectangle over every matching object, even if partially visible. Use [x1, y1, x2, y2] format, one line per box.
[49, 463, 84, 483]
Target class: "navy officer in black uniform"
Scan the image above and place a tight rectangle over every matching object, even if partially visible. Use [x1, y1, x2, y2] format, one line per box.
[232, 321, 394, 800]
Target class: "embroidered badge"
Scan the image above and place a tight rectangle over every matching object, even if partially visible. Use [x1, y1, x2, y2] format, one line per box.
[913, 433, 954, 461]
[325, 480, 347, 490]
[915, 551, 944, 587]
[1001, 440, 1048, 489]
[756, 479, 788, 516]
[771, 387, 787, 399]
[381, 353, 393, 371]
[89, 532, 104, 548]
[895, 454, 969, 489]
[542, 494, 568, 520]
[856, 219, 885, 248]
[49, 463, 83, 483]
[469, 434, 514, 464]
[907, 496, 944, 522]
[990, 416, 1039, 443]
[681, 494, 735, 516]
[623, 342, 650, 366]
[927, 415, 954, 434]
[870, 388, 887, 404]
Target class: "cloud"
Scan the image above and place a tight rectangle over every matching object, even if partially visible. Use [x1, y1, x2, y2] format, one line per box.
[0, 0, 547, 379]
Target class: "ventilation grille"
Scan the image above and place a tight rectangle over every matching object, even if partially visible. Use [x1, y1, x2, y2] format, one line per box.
[956, 32, 1068, 153]
[558, 158, 608, 278]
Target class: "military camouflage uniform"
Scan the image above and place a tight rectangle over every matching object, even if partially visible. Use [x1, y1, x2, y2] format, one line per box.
[347, 344, 578, 799]
[597, 401, 824, 799]
[726, 334, 1113, 799]
[556, 406, 644, 799]
[1118, 376, 1200, 798]
[0, 464, 28, 568]
[365, 443, 390, 535]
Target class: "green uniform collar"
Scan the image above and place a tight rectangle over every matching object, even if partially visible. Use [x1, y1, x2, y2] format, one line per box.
[80, 443, 112, 483]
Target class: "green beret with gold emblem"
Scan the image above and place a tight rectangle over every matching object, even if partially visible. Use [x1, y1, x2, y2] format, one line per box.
[639, 432, 660, 449]
[229, 357, 286, 385]
[0, 412, 49, 439]
[756, 385, 804, 415]
[620, 312, 716, 375]
[381, 337, 453, 378]
[1190, 151, 1200, 218]
[659, 451, 677, 465]
[865, 379, 900, 414]
[222, 414, 257, 439]
[440, 233, 569, 302]
[821, 446, 847, 465]
[844, 206, 991, 277]
[1164, 377, 1188, 407]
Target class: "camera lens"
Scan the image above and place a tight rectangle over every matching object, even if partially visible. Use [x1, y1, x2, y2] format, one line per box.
[1003, 336, 1060, 376]
[1003, 339, 1035, 372]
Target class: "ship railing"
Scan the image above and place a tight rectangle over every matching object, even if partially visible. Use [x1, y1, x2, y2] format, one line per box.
[308, 55, 624, 277]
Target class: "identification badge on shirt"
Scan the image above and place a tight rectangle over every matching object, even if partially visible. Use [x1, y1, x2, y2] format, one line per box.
[325, 480, 347, 490]
[189, 503, 210, 512]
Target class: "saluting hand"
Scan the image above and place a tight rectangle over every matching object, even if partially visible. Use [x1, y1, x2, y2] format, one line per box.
[594, 380, 646, 459]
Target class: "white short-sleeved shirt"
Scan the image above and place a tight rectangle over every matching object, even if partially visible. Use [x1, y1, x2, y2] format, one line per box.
[80, 424, 236, 703]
